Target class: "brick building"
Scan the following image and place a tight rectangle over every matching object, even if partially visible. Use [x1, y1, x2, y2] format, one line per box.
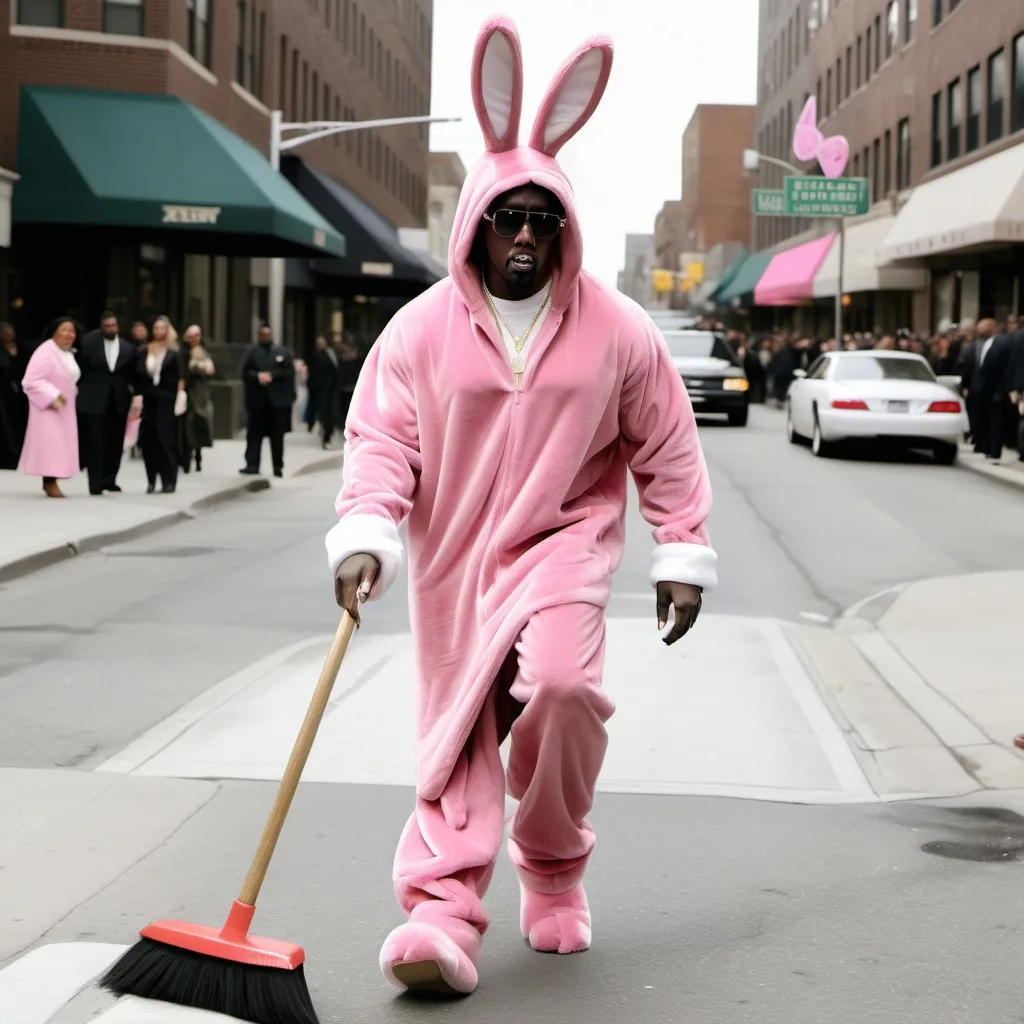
[0, 0, 437, 357]
[745, 0, 1024, 334]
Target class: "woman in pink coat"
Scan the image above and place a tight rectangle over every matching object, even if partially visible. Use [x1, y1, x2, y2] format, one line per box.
[18, 317, 82, 498]
[329, 19, 717, 996]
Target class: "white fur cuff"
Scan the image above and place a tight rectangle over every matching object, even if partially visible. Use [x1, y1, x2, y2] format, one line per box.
[649, 542, 718, 590]
[325, 514, 404, 602]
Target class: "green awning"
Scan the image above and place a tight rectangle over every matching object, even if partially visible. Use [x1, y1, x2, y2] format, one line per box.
[13, 86, 345, 258]
[708, 250, 748, 304]
[716, 250, 773, 305]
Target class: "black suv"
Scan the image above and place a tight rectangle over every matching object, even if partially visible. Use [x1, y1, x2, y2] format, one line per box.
[660, 330, 750, 426]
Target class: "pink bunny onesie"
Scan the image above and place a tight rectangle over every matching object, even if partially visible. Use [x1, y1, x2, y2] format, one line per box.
[325, 17, 717, 995]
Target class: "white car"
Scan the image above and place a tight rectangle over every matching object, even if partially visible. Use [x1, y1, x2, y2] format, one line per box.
[785, 351, 968, 463]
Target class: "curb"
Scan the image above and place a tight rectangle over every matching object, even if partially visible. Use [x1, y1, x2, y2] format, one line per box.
[0, 478, 275, 586]
[290, 451, 344, 477]
[955, 451, 1024, 495]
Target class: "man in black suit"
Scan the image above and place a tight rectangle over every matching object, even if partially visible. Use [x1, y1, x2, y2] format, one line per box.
[963, 318, 1013, 462]
[77, 311, 138, 494]
[240, 324, 296, 478]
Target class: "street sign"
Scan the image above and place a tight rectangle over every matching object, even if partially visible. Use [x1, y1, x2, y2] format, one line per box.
[784, 176, 870, 216]
[751, 189, 786, 216]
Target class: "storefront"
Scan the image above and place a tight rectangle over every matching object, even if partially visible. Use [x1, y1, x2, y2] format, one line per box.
[813, 215, 927, 334]
[880, 141, 1024, 327]
[280, 156, 442, 359]
[8, 86, 345, 343]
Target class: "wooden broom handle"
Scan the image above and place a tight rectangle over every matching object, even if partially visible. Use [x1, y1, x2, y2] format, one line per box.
[238, 611, 358, 906]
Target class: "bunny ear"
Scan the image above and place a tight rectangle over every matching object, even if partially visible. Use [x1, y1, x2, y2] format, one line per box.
[471, 17, 524, 153]
[529, 36, 614, 158]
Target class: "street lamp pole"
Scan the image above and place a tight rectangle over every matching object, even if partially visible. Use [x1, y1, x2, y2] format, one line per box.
[266, 112, 461, 344]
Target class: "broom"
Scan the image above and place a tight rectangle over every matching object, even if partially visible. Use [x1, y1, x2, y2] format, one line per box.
[100, 610, 359, 1024]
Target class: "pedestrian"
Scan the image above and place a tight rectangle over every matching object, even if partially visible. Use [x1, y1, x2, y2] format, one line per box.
[334, 332, 363, 431]
[309, 335, 339, 448]
[137, 316, 183, 493]
[239, 324, 295, 478]
[75, 311, 138, 494]
[179, 324, 216, 473]
[328, 19, 715, 996]
[18, 317, 82, 498]
[964, 318, 1012, 461]
[0, 321, 28, 469]
[1008, 320, 1024, 461]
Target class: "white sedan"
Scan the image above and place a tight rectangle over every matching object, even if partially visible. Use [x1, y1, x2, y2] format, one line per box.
[785, 351, 968, 463]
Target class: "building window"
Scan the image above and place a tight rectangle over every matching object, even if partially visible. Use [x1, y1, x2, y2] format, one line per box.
[947, 78, 962, 160]
[816, 78, 822, 115]
[826, 68, 832, 116]
[988, 49, 1005, 142]
[846, 46, 852, 98]
[897, 117, 910, 188]
[311, 72, 318, 120]
[15, 0, 62, 25]
[866, 26, 873, 78]
[1013, 33, 1024, 134]
[369, 29, 376, 77]
[103, 0, 143, 35]
[278, 35, 287, 110]
[853, 152, 860, 176]
[862, 145, 869, 180]
[874, 16, 881, 70]
[904, 0, 916, 42]
[931, 91, 942, 166]
[966, 65, 981, 152]
[290, 49, 298, 119]
[256, 12, 266, 99]
[933, 0, 942, 26]
[836, 58, 842, 105]
[333, 96, 340, 147]
[883, 129, 892, 194]
[795, 7, 801, 64]
[187, 0, 210, 67]
[886, 2, 898, 59]
[236, 0, 247, 84]
[872, 137, 881, 200]
[856, 36, 863, 88]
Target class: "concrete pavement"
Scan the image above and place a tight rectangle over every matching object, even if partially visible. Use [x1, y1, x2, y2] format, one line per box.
[0, 430, 343, 584]
[957, 444, 1024, 493]
[3, 407, 1024, 1022]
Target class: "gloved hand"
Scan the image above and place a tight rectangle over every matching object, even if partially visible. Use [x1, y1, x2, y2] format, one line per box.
[334, 553, 381, 625]
[174, 390, 187, 417]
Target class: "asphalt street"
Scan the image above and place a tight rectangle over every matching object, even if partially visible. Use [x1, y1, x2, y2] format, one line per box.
[2, 404, 1023, 1023]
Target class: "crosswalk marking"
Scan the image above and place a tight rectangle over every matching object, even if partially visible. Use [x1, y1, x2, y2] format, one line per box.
[0, 942, 125, 1024]
[97, 616, 875, 804]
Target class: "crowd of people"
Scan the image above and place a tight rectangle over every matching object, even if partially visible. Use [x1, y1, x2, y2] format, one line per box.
[0, 314, 218, 497]
[696, 315, 1024, 462]
[300, 332, 365, 450]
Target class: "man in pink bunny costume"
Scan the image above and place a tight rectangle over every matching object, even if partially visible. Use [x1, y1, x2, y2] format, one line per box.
[327, 17, 717, 996]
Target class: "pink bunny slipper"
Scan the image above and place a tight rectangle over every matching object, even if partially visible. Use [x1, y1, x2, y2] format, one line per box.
[520, 883, 592, 955]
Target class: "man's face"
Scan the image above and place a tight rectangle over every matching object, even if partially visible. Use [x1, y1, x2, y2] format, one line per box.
[315, 336, 327, 351]
[0, 325, 13, 345]
[258, 327, 273, 345]
[184, 328, 201, 347]
[977, 319, 997, 339]
[481, 184, 564, 297]
[101, 317, 118, 340]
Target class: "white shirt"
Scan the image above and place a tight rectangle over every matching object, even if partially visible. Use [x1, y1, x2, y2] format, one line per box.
[104, 336, 120, 372]
[485, 281, 553, 372]
[59, 347, 81, 383]
[979, 336, 995, 364]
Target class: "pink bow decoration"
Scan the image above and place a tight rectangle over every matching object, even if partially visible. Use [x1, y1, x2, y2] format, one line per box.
[792, 96, 850, 178]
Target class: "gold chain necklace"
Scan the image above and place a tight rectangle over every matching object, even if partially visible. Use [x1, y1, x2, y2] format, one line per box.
[482, 278, 551, 376]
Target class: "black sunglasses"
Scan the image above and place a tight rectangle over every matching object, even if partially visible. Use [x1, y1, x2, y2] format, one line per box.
[483, 208, 566, 240]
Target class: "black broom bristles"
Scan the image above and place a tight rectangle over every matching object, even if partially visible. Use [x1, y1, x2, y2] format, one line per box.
[100, 937, 320, 1024]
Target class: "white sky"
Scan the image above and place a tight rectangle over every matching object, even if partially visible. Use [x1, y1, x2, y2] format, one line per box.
[429, 0, 760, 287]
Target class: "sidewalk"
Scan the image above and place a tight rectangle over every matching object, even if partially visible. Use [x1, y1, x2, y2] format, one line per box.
[0, 430, 343, 583]
[788, 570, 1024, 800]
[957, 444, 1024, 493]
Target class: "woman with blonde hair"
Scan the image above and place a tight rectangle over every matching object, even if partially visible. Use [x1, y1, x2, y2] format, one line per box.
[179, 323, 215, 472]
[18, 317, 82, 497]
[137, 316, 183, 493]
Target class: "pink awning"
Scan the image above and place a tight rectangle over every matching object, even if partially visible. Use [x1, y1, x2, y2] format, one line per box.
[754, 233, 836, 306]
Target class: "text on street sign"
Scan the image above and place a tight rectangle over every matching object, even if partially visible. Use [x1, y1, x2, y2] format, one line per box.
[751, 189, 786, 216]
[784, 176, 869, 216]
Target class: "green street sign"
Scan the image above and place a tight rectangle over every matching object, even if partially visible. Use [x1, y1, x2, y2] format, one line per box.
[784, 176, 870, 216]
[751, 189, 786, 216]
